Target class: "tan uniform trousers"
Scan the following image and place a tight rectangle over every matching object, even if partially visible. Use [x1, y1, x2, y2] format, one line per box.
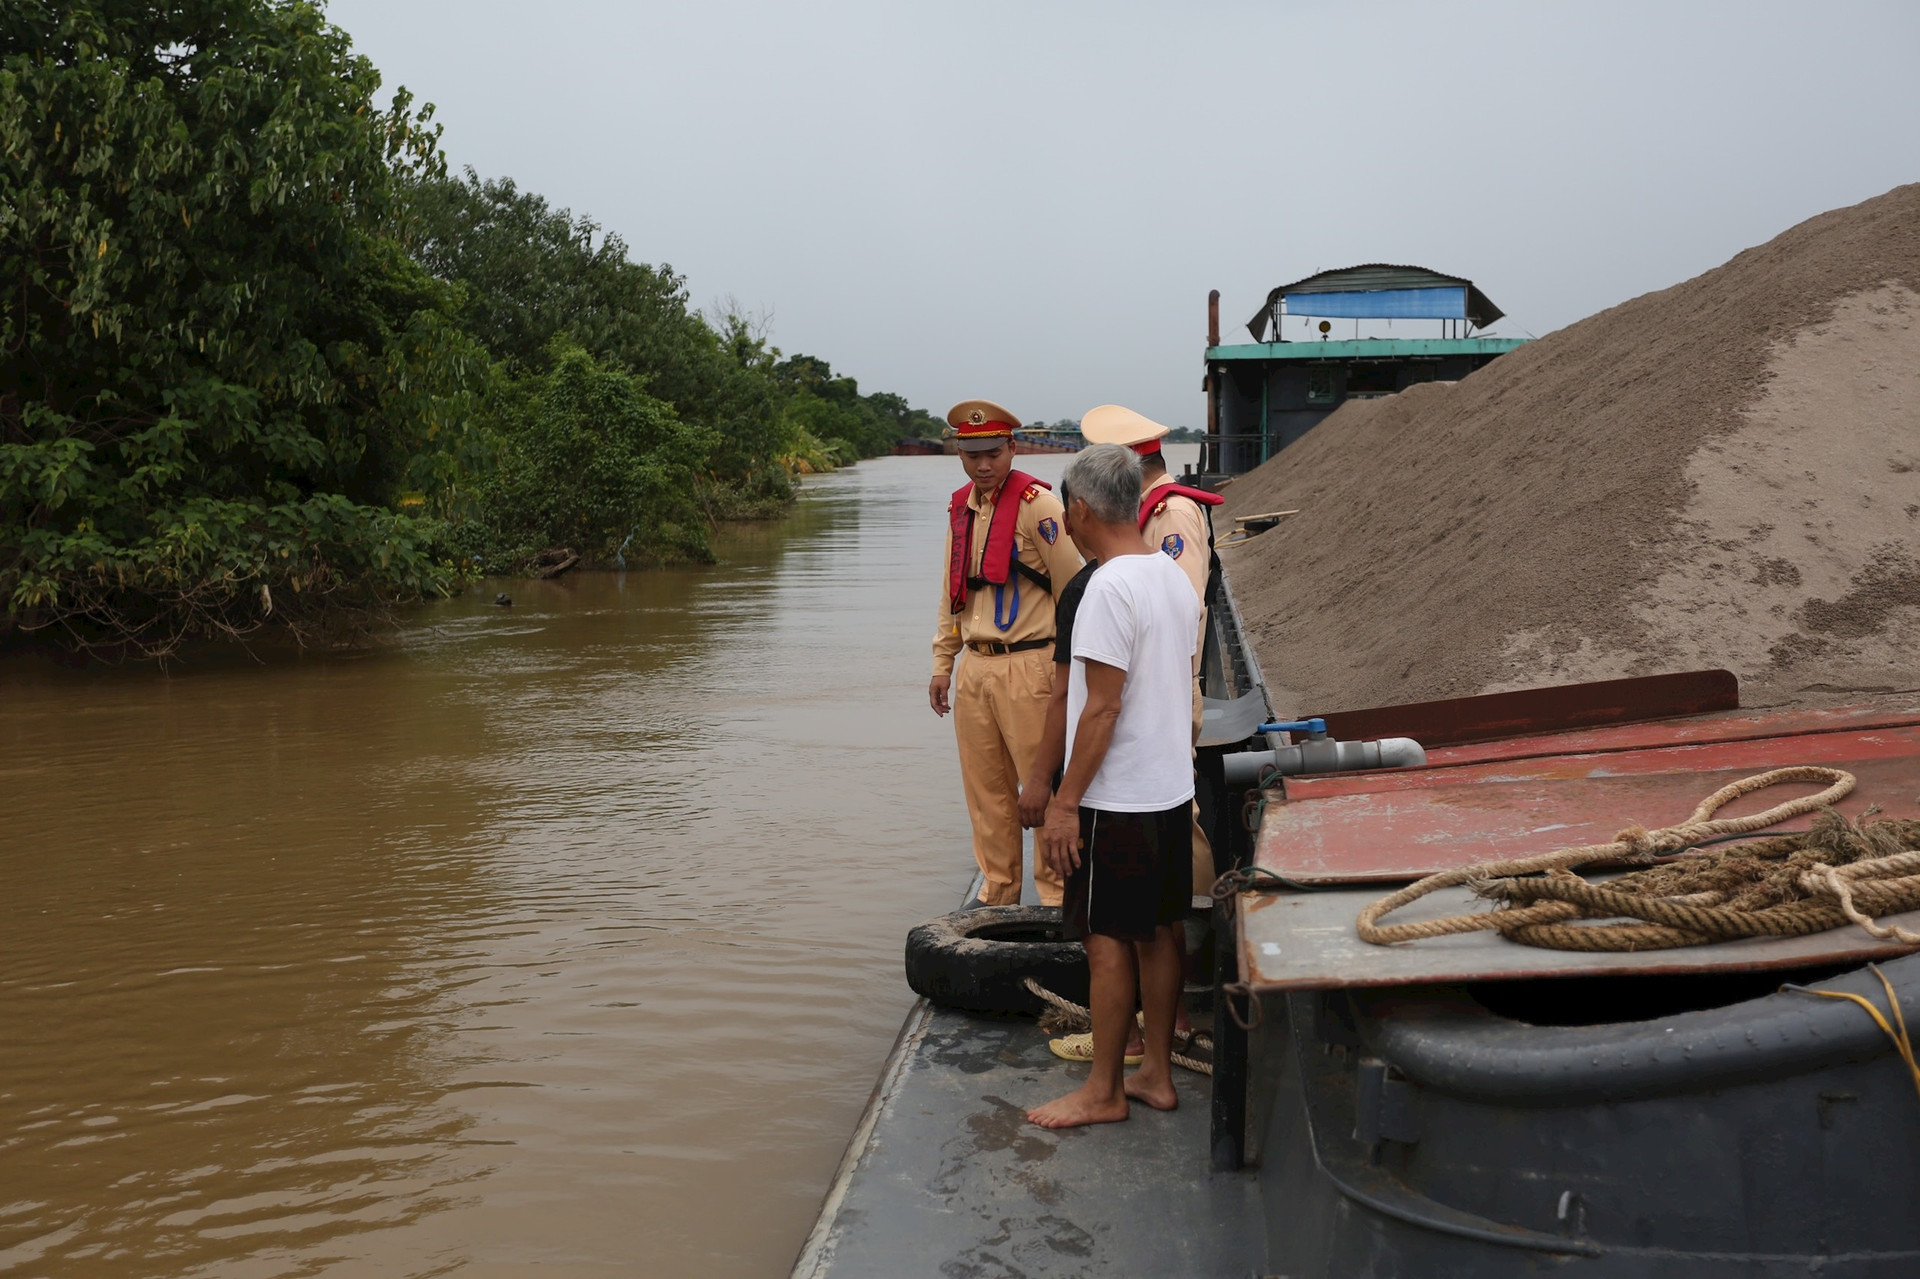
[953, 647, 1065, 907]
[1190, 682, 1214, 899]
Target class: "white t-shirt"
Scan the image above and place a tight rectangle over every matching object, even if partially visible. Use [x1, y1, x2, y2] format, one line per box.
[1065, 551, 1202, 812]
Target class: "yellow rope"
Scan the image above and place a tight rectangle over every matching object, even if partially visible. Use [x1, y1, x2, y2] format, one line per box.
[1784, 964, 1920, 1106]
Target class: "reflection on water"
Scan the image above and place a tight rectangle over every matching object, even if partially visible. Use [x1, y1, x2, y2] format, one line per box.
[0, 448, 1193, 1277]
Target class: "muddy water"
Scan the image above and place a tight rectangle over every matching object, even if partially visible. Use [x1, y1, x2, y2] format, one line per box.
[0, 448, 1196, 1278]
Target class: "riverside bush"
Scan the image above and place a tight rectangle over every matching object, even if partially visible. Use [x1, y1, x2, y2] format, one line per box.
[455, 345, 715, 572]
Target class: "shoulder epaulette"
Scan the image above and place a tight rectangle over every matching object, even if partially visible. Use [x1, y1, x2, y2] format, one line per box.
[1021, 483, 1042, 503]
[1152, 499, 1168, 517]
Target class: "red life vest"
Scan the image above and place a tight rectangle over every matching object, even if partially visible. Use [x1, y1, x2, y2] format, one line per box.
[1138, 481, 1224, 531]
[948, 471, 1050, 614]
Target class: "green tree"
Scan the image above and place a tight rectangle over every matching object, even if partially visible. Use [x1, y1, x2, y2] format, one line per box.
[774, 353, 942, 458]
[408, 170, 789, 500]
[458, 343, 715, 570]
[1, 0, 481, 655]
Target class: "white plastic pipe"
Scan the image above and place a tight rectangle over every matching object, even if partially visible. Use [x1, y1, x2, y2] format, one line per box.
[1221, 736, 1426, 787]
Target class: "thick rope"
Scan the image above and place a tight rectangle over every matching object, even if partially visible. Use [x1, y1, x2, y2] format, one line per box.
[1354, 768, 1920, 952]
[1492, 817, 1920, 951]
[1022, 977, 1213, 1075]
[1802, 852, 1920, 945]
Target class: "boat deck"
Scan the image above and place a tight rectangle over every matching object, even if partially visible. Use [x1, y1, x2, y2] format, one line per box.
[792, 999, 1263, 1278]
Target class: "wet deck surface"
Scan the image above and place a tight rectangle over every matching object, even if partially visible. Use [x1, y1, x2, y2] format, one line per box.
[794, 1001, 1264, 1279]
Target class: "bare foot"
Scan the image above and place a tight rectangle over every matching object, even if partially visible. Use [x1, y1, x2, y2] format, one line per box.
[1027, 1084, 1129, 1129]
[1126, 1034, 1146, 1057]
[1123, 1071, 1179, 1112]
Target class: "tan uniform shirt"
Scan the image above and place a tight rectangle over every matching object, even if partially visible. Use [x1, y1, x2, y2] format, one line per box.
[1141, 477, 1212, 607]
[1142, 477, 1213, 676]
[931, 478, 1084, 677]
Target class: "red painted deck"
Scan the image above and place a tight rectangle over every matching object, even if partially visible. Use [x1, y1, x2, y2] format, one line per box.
[1257, 701, 1920, 885]
[1239, 696, 1920, 991]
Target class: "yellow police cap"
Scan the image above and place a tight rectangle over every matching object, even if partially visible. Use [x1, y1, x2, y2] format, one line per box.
[1079, 404, 1170, 453]
[946, 399, 1021, 451]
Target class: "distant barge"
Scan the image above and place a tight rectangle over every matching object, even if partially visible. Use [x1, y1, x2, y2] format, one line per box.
[891, 430, 1085, 457]
[797, 555, 1920, 1276]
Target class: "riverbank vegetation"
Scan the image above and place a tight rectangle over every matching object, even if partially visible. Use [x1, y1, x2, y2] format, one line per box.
[1, 0, 942, 656]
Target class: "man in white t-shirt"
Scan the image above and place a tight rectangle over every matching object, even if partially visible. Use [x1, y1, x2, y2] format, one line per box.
[1027, 444, 1201, 1131]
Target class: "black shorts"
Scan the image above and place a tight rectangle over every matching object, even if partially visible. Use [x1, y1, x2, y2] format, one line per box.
[1061, 802, 1192, 943]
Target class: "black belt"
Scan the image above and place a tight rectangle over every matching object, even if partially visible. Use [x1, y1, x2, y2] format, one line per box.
[967, 638, 1052, 655]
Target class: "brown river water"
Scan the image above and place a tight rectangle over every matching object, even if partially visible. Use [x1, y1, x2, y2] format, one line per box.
[1, 447, 1195, 1278]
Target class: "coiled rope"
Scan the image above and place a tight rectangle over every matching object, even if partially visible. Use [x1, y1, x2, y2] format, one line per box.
[1355, 767, 1920, 952]
[1021, 977, 1214, 1075]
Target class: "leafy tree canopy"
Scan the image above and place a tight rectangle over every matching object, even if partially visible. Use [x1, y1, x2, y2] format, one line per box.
[774, 352, 942, 459]
[1, 1, 953, 657]
[455, 342, 715, 572]
[408, 170, 788, 491]
[1, 0, 480, 654]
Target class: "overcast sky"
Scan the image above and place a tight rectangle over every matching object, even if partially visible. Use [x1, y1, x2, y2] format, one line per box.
[326, 1, 1920, 427]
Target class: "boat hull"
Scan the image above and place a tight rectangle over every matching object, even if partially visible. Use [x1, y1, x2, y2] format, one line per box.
[1258, 962, 1920, 1275]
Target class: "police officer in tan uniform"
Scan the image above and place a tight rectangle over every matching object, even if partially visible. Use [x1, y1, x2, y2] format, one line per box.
[931, 400, 1085, 907]
[1080, 404, 1224, 892]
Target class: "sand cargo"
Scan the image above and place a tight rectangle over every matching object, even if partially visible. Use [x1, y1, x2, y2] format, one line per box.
[1217, 183, 1920, 715]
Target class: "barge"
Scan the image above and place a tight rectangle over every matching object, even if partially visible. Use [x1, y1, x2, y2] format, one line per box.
[918, 429, 1085, 456]
[796, 560, 1920, 1277]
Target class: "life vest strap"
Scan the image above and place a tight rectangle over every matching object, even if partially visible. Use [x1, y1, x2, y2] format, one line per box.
[972, 562, 1052, 595]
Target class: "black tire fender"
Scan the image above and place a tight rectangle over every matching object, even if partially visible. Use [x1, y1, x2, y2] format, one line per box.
[903, 905, 1089, 1014]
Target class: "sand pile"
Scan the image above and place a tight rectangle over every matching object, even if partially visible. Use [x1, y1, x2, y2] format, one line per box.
[1220, 183, 1920, 714]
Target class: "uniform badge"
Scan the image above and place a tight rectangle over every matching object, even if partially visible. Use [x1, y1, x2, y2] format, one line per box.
[1038, 517, 1058, 545]
[1161, 533, 1185, 559]
[1021, 483, 1041, 503]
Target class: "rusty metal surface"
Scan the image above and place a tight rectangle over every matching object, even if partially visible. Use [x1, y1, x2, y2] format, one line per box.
[1237, 884, 1920, 991]
[1419, 698, 1920, 770]
[1258, 708, 1920, 885]
[1315, 669, 1739, 749]
[1238, 700, 1920, 989]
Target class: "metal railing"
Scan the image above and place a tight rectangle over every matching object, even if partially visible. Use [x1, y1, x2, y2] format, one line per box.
[1197, 432, 1276, 476]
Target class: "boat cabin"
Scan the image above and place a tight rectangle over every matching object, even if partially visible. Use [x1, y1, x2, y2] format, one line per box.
[1203, 265, 1528, 474]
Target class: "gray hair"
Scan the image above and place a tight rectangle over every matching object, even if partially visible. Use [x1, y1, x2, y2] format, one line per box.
[1061, 444, 1143, 525]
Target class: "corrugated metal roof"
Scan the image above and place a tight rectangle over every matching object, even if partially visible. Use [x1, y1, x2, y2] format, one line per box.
[1278, 263, 1470, 295]
[1245, 263, 1505, 338]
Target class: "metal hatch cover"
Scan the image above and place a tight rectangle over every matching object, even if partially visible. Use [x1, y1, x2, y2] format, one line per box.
[1255, 706, 1920, 886]
[1239, 701, 1920, 990]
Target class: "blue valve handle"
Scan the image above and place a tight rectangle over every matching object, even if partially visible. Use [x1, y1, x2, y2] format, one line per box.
[1258, 718, 1326, 736]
